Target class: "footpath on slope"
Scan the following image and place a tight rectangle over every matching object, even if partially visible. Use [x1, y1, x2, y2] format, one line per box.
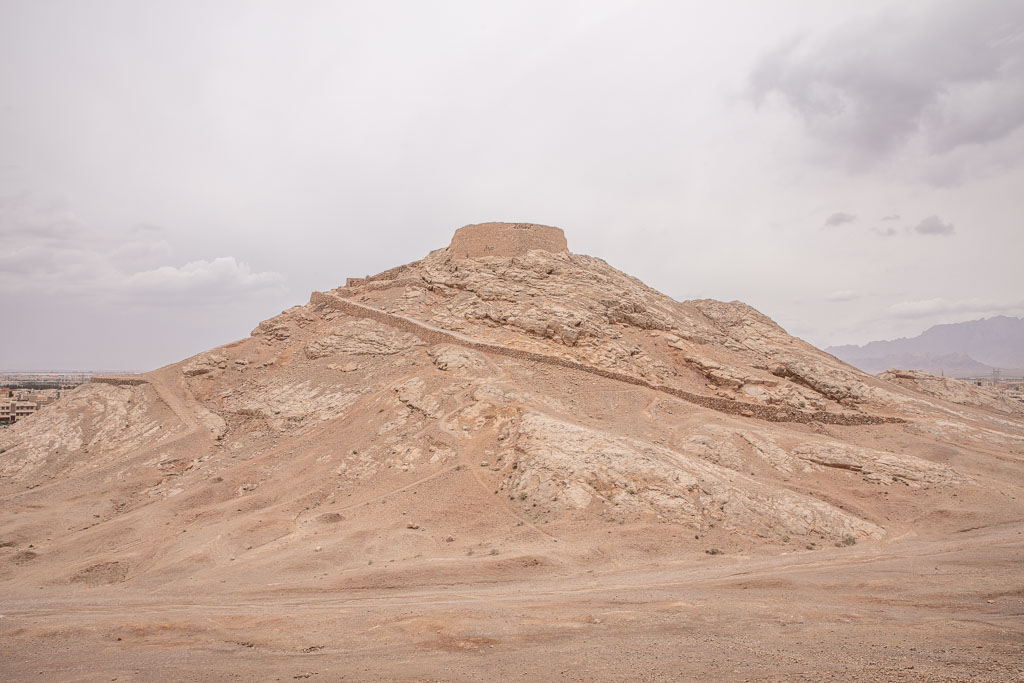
[311, 292, 902, 427]
[91, 369, 221, 441]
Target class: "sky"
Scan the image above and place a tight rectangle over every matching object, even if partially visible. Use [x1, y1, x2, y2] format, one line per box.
[1, 0, 1022, 371]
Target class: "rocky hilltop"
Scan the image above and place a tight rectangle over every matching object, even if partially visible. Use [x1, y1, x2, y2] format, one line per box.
[2, 223, 1023, 679]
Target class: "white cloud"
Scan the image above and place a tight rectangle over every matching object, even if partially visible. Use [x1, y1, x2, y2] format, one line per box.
[826, 289, 861, 302]
[110, 239, 172, 263]
[121, 257, 284, 303]
[887, 297, 1024, 319]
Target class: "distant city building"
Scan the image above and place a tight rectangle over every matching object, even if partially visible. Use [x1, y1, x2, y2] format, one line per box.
[0, 397, 39, 425]
[0, 372, 94, 426]
[0, 381, 75, 425]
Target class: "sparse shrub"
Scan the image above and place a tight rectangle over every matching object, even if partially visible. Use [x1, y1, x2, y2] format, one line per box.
[489, 548, 499, 556]
[838, 534, 857, 547]
[705, 548, 722, 555]
[519, 492, 528, 500]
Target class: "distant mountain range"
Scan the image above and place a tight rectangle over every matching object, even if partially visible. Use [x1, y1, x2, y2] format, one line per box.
[827, 316, 1024, 377]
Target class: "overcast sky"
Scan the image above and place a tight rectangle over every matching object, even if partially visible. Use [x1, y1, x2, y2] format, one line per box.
[1, 0, 1022, 371]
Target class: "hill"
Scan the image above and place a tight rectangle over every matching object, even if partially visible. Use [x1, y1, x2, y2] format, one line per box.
[828, 316, 1024, 376]
[2, 223, 1023, 680]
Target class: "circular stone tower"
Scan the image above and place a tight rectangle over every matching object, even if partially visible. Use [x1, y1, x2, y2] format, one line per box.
[448, 222, 568, 259]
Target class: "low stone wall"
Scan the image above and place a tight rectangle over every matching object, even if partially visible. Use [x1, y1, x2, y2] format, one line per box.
[309, 291, 901, 426]
[89, 375, 149, 386]
[345, 261, 424, 289]
[348, 277, 427, 294]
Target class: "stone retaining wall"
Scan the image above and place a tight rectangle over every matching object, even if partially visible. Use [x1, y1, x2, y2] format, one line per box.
[344, 277, 427, 294]
[345, 261, 423, 288]
[89, 375, 149, 386]
[309, 291, 901, 426]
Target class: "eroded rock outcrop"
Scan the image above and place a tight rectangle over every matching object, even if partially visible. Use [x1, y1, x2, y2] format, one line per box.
[502, 413, 883, 540]
[879, 369, 1024, 415]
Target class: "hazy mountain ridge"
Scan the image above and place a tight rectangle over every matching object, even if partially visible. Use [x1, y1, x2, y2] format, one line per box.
[828, 316, 1024, 376]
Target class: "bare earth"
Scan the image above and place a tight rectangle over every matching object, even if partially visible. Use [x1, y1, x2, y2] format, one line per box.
[2, 224, 1023, 681]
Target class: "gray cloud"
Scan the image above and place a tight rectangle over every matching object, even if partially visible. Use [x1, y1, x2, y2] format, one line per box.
[913, 215, 955, 236]
[874, 226, 899, 237]
[824, 211, 857, 226]
[881, 214, 901, 221]
[0, 193, 87, 243]
[0, 195, 284, 305]
[749, 1, 1024, 168]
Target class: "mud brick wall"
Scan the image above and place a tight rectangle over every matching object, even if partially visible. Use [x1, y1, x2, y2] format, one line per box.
[448, 223, 568, 259]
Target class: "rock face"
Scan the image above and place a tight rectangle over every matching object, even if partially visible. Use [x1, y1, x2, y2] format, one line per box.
[504, 412, 884, 538]
[448, 222, 568, 259]
[1, 221, 1022, 595]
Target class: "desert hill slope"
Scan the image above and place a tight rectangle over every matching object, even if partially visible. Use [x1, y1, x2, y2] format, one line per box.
[2, 223, 1023, 679]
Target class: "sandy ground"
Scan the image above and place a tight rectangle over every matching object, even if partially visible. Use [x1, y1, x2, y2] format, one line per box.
[3, 521, 1022, 682]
